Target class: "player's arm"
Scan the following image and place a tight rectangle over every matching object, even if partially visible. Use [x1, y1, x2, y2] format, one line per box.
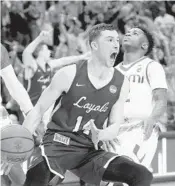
[144, 62, 168, 140]
[0, 44, 33, 114]
[99, 77, 129, 141]
[23, 65, 76, 134]
[49, 52, 91, 70]
[91, 77, 129, 148]
[22, 31, 50, 79]
[1, 66, 33, 114]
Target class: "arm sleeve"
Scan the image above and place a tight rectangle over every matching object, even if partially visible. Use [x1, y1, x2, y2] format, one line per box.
[147, 62, 168, 90]
[0, 44, 11, 70]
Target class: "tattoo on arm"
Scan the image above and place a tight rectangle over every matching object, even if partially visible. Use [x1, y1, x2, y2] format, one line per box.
[151, 88, 167, 122]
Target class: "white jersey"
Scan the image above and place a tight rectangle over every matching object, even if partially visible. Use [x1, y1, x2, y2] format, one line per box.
[116, 56, 167, 125]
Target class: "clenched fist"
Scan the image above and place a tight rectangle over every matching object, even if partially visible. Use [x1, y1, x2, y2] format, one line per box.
[38, 30, 52, 44]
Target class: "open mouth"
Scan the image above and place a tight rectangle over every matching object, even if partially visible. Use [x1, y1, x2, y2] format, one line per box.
[123, 37, 129, 42]
[110, 52, 117, 60]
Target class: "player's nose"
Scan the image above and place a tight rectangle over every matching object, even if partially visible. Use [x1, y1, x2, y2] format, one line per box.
[113, 45, 118, 51]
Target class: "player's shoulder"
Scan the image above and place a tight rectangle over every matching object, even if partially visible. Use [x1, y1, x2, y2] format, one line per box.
[114, 66, 125, 77]
[50, 64, 76, 92]
[59, 64, 76, 74]
[147, 58, 165, 71]
[54, 64, 76, 83]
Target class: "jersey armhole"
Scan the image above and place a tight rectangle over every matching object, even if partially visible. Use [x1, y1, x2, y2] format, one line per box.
[65, 60, 87, 95]
[145, 60, 154, 86]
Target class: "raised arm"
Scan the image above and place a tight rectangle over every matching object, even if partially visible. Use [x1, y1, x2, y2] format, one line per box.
[49, 52, 91, 70]
[22, 31, 51, 79]
[23, 65, 76, 134]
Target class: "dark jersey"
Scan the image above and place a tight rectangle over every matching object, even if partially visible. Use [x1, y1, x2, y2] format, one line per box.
[0, 44, 11, 70]
[46, 62, 124, 146]
[24, 63, 52, 105]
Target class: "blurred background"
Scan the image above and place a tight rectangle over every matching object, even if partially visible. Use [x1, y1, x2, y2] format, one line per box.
[1, 1, 175, 185]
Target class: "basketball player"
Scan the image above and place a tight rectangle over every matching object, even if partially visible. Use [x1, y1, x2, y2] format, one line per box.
[23, 24, 153, 186]
[52, 26, 168, 186]
[22, 31, 91, 186]
[23, 30, 90, 106]
[109, 27, 167, 164]
[0, 43, 33, 186]
[102, 27, 168, 186]
[0, 41, 89, 185]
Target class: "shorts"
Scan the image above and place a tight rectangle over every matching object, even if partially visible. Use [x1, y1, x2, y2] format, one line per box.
[27, 146, 43, 170]
[41, 131, 119, 185]
[109, 122, 159, 167]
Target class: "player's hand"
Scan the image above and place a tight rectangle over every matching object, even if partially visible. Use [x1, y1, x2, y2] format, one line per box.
[102, 138, 120, 152]
[38, 30, 52, 43]
[0, 161, 13, 175]
[90, 120, 101, 150]
[33, 122, 45, 146]
[143, 118, 154, 140]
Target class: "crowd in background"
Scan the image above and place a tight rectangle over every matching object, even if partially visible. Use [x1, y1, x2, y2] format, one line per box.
[1, 0, 175, 130]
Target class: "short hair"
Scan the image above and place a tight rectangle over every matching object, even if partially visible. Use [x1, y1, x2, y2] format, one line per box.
[136, 26, 154, 56]
[88, 23, 116, 46]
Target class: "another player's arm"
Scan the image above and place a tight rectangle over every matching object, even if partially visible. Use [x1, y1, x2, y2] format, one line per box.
[0, 44, 33, 114]
[144, 62, 168, 140]
[22, 31, 50, 79]
[143, 88, 167, 140]
[149, 88, 167, 122]
[23, 65, 75, 134]
[49, 52, 91, 70]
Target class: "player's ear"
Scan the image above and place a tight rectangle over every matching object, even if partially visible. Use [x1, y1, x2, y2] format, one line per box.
[91, 41, 98, 50]
[141, 42, 148, 50]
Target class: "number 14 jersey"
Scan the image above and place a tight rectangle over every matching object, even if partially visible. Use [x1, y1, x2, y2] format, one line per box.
[47, 62, 124, 139]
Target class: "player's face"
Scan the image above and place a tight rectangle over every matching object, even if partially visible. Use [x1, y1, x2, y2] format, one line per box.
[122, 28, 147, 51]
[40, 45, 51, 60]
[96, 30, 119, 67]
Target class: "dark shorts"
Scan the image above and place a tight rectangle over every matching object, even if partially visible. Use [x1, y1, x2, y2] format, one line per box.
[41, 131, 119, 185]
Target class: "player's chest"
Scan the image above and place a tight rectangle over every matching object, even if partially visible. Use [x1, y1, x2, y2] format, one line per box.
[125, 65, 147, 84]
[35, 67, 52, 85]
[64, 81, 119, 114]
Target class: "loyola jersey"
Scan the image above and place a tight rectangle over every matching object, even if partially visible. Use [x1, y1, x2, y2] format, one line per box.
[47, 62, 124, 144]
[116, 57, 155, 122]
[24, 63, 52, 105]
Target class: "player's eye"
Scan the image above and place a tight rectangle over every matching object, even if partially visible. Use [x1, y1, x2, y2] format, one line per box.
[109, 38, 113, 42]
[134, 32, 139, 35]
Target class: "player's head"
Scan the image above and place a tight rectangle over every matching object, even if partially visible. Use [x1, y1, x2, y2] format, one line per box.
[34, 44, 51, 61]
[88, 23, 119, 67]
[122, 27, 154, 56]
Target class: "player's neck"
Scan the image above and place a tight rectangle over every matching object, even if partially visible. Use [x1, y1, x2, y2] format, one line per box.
[123, 52, 145, 65]
[88, 55, 113, 80]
